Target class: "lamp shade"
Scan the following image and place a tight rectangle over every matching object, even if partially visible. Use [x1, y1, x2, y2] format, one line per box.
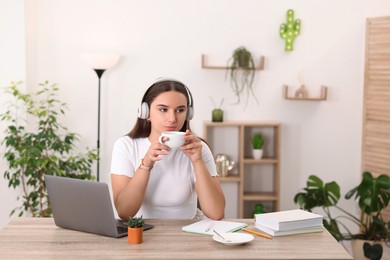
[82, 53, 120, 70]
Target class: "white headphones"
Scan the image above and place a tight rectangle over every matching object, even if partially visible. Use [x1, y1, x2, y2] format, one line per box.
[137, 78, 194, 121]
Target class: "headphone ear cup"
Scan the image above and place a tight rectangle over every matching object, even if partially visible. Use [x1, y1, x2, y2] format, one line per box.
[137, 102, 149, 119]
[186, 106, 194, 121]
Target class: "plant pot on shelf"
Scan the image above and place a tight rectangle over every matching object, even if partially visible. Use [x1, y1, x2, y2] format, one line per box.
[128, 227, 143, 244]
[212, 108, 223, 122]
[351, 239, 384, 260]
[251, 132, 264, 159]
[252, 149, 263, 159]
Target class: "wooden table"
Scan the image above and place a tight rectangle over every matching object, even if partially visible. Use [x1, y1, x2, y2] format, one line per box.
[0, 218, 352, 259]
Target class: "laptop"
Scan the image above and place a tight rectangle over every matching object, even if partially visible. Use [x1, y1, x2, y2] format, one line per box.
[44, 175, 153, 238]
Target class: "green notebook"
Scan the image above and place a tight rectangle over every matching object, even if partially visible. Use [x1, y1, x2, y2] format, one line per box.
[182, 219, 248, 236]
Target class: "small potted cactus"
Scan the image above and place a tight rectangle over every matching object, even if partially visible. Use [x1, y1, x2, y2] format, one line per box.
[126, 216, 144, 244]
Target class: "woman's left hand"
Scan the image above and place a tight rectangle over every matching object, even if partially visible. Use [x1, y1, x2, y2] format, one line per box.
[181, 130, 202, 162]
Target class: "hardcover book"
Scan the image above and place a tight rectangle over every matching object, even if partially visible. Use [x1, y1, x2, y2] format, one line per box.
[255, 223, 324, 237]
[255, 209, 323, 231]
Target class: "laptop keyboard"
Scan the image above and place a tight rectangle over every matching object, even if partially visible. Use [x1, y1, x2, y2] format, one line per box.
[117, 226, 128, 234]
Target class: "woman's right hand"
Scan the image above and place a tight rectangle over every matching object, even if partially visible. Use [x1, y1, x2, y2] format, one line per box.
[142, 140, 170, 167]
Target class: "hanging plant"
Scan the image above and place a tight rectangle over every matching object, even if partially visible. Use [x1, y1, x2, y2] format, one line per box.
[226, 46, 258, 106]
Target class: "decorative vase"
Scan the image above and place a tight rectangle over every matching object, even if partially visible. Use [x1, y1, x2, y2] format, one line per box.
[128, 227, 143, 244]
[252, 149, 263, 160]
[212, 109, 223, 122]
[351, 239, 383, 260]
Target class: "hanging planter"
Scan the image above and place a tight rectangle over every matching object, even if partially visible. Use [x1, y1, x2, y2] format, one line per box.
[226, 46, 258, 106]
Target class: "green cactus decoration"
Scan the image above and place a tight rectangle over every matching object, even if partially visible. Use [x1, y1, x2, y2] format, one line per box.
[280, 9, 301, 51]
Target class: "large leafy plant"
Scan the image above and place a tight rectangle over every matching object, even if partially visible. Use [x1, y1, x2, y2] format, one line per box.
[0, 81, 98, 217]
[294, 172, 390, 259]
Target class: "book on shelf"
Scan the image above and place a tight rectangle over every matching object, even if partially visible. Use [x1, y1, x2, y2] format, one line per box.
[255, 223, 323, 236]
[182, 218, 247, 236]
[255, 209, 323, 231]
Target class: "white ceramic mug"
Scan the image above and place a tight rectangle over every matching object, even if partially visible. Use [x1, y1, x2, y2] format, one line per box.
[158, 131, 186, 149]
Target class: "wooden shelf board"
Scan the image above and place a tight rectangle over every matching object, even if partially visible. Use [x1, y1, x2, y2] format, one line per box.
[243, 192, 278, 201]
[204, 121, 280, 127]
[283, 85, 327, 101]
[201, 54, 264, 71]
[243, 158, 278, 164]
[218, 176, 241, 182]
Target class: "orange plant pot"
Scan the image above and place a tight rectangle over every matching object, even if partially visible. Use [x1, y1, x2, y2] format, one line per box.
[128, 227, 143, 244]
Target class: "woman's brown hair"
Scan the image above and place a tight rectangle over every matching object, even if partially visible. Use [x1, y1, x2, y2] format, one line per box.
[128, 79, 193, 138]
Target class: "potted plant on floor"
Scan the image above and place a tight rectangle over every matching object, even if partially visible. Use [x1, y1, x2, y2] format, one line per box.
[226, 46, 258, 106]
[251, 132, 264, 159]
[0, 81, 98, 217]
[126, 216, 145, 244]
[294, 172, 390, 260]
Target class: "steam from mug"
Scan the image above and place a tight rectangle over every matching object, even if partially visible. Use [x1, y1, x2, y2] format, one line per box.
[158, 131, 186, 149]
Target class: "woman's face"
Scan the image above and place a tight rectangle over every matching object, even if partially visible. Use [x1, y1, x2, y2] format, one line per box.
[148, 90, 188, 140]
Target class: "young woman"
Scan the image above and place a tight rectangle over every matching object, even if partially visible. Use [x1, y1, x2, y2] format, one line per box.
[110, 79, 225, 220]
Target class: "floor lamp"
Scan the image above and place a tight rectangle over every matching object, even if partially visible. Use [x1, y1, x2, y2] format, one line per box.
[82, 53, 119, 182]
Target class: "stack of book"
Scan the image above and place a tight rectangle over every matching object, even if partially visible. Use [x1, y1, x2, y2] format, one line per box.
[254, 209, 324, 237]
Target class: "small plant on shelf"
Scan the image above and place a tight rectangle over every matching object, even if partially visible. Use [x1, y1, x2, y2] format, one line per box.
[251, 132, 264, 149]
[210, 97, 224, 122]
[251, 132, 264, 159]
[252, 203, 266, 218]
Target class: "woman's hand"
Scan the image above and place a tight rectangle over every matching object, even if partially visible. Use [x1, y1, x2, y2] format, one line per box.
[181, 130, 202, 162]
[143, 141, 170, 167]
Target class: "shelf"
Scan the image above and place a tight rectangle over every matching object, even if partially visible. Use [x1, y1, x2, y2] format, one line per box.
[204, 121, 280, 127]
[243, 192, 278, 201]
[201, 54, 265, 71]
[219, 176, 241, 182]
[203, 121, 280, 218]
[283, 85, 328, 101]
[243, 158, 278, 164]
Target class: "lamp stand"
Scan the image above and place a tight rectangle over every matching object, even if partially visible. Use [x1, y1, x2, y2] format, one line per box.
[94, 69, 106, 182]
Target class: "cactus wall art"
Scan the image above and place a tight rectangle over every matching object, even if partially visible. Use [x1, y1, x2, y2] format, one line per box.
[280, 9, 301, 51]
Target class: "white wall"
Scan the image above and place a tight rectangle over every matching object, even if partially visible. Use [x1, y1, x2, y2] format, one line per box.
[1, 0, 390, 229]
[0, 0, 25, 229]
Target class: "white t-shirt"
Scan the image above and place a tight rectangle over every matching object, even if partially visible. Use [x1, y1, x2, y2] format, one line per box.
[110, 135, 217, 219]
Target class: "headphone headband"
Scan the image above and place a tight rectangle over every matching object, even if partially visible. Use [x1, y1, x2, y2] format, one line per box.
[137, 78, 194, 120]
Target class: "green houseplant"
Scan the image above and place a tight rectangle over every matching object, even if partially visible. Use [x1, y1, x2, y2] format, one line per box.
[251, 132, 264, 159]
[0, 81, 98, 217]
[226, 46, 258, 106]
[126, 216, 144, 244]
[251, 132, 264, 150]
[294, 172, 390, 260]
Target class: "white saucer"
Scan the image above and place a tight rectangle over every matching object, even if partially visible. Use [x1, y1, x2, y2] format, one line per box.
[212, 232, 254, 246]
